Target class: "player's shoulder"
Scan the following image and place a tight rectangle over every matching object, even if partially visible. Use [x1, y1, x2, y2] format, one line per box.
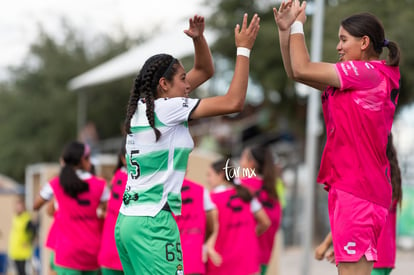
[156, 97, 198, 108]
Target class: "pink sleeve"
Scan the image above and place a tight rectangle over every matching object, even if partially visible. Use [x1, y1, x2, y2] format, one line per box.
[335, 61, 382, 91]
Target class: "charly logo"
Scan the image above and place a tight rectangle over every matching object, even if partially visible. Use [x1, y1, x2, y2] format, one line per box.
[175, 264, 184, 275]
[223, 158, 256, 181]
[344, 242, 356, 255]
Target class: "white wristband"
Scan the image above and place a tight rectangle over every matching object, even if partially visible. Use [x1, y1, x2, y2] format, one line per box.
[290, 21, 304, 35]
[237, 47, 250, 58]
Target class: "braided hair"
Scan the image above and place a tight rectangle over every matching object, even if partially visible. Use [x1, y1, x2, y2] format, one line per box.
[124, 54, 179, 141]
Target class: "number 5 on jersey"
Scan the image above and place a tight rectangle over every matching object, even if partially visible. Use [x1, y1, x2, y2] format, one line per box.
[129, 149, 141, 179]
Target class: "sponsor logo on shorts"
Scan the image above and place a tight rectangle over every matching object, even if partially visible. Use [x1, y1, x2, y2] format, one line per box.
[344, 242, 356, 255]
[175, 264, 184, 275]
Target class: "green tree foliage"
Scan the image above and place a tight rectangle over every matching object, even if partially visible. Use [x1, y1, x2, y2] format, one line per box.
[0, 23, 137, 182]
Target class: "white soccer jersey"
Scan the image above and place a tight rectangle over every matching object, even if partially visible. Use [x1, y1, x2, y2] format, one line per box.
[120, 97, 200, 217]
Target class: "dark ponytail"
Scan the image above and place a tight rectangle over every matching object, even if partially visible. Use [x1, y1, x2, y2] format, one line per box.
[385, 40, 400, 67]
[387, 133, 402, 207]
[211, 158, 253, 203]
[124, 54, 179, 141]
[59, 141, 89, 199]
[234, 184, 254, 203]
[250, 145, 278, 200]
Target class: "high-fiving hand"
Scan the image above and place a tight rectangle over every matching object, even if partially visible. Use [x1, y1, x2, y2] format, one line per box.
[234, 13, 261, 50]
[184, 15, 205, 39]
[273, 0, 307, 31]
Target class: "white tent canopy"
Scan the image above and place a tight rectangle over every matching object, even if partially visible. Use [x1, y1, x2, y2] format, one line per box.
[68, 29, 215, 91]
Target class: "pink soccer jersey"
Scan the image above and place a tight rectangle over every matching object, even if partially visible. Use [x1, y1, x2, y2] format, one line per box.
[374, 200, 398, 268]
[44, 177, 58, 251]
[241, 176, 282, 265]
[51, 174, 106, 270]
[207, 187, 260, 275]
[174, 179, 206, 274]
[45, 213, 57, 250]
[317, 60, 400, 208]
[240, 176, 262, 194]
[98, 167, 127, 271]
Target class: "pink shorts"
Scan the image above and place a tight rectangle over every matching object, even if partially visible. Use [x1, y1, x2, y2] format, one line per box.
[328, 188, 388, 265]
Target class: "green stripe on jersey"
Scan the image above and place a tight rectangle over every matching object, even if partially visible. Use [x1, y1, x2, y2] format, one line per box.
[173, 148, 192, 171]
[167, 192, 182, 214]
[138, 183, 164, 204]
[127, 149, 169, 177]
[130, 113, 166, 133]
[123, 184, 164, 206]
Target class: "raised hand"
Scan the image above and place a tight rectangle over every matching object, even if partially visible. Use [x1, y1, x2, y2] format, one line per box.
[234, 13, 261, 50]
[184, 15, 205, 39]
[274, 0, 306, 31]
[296, 0, 307, 24]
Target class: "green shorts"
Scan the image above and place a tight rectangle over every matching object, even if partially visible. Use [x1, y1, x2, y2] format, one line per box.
[50, 249, 99, 275]
[115, 210, 184, 275]
[371, 268, 392, 275]
[50, 251, 57, 271]
[101, 267, 124, 275]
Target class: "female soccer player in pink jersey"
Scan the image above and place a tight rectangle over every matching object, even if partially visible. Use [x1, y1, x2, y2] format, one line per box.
[315, 134, 403, 275]
[174, 178, 219, 275]
[34, 141, 109, 275]
[206, 159, 270, 275]
[274, 1, 401, 274]
[239, 145, 282, 275]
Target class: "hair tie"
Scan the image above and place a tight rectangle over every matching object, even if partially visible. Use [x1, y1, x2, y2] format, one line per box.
[383, 39, 389, 47]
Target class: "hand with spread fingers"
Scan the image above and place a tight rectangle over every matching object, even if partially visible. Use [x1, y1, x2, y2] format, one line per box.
[184, 14, 205, 39]
[273, 0, 306, 31]
[234, 13, 261, 50]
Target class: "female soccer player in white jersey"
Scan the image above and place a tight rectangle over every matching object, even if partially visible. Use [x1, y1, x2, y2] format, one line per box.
[114, 13, 260, 275]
